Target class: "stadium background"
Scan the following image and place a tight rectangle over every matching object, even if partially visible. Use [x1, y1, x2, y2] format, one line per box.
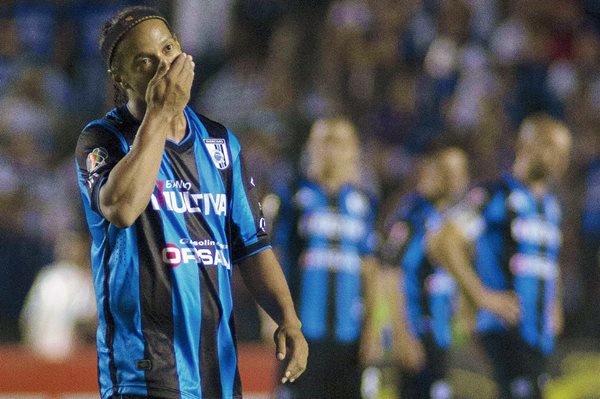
[0, 0, 599, 397]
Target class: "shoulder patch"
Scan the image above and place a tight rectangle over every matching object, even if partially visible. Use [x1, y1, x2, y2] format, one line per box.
[86, 147, 108, 174]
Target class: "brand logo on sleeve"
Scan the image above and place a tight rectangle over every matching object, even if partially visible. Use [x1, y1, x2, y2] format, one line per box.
[203, 138, 230, 169]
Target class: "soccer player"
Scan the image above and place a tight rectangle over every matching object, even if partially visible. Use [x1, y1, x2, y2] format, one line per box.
[272, 118, 379, 399]
[380, 147, 469, 399]
[429, 114, 572, 399]
[75, 6, 307, 399]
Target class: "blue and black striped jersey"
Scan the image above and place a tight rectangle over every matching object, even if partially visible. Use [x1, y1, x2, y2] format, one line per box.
[273, 179, 377, 344]
[381, 193, 457, 349]
[452, 173, 561, 354]
[75, 105, 270, 399]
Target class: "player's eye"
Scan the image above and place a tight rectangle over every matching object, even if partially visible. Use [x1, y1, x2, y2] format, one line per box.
[165, 44, 174, 53]
[137, 58, 152, 68]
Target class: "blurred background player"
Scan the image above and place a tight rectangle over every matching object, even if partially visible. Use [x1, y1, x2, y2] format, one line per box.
[272, 117, 379, 399]
[381, 147, 469, 399]
[429, 114, 572, 399]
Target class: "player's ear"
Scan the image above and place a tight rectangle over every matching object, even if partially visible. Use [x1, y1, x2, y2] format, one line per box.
[108, 68, 129, 91]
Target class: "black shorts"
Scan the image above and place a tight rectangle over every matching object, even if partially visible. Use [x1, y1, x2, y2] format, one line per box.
[398, 334, 451, 399]
[276, 341, 362, 399]
[479, 331, 548, 399]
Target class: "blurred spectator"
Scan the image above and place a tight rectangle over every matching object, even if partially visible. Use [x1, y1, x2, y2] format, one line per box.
[20, 230, 96, 362]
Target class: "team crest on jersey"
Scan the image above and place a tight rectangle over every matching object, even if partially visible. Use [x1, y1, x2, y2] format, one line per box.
[203, 139, 230, 169]
[86, 147, 108, 173]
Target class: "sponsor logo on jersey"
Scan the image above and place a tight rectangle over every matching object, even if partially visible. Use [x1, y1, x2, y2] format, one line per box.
[345, 191, 369, 216]
[299, 210, 367, 241]
[509, 254, 557, 280]
[162, 239, 230, 269]
[300, 247, 361, 272]
[203, 138, 230, 169]
[511, 217, 561, 247]
[86, 147, 108, 173]
[151, 180, 227, 215]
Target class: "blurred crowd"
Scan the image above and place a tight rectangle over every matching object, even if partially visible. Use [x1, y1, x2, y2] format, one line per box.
[1, 0, 600, 360]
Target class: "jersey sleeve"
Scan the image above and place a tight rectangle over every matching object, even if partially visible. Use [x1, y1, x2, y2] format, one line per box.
[227, 134, 271, 264]
[75, 124, 126, 216]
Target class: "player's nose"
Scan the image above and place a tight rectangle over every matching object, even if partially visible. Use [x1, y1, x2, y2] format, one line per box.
[163, 49, 181, 67]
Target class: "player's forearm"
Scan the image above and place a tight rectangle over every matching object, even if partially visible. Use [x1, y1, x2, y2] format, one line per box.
[383, 268, 413, 343]
[428, 224, 489, 308]
[238, 249, 301, 328]
[361, 257, 379, 326]
[100, 110, 172, 227]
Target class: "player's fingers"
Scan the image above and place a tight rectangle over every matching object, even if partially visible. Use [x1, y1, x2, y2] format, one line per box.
[166, 52, 186, 78]
[274, 328, 287, 362]
[181, 55, 195, 90]
[283, 339, 308, 383]
[283, 356, 306, 383]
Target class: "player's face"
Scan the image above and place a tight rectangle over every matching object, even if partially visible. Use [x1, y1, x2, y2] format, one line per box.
[416, 158, 444, 201]
[525, 127, 572, 182]
[111, 19, 182, 102]
[309, 121, 359, 178]
[440, 149, 469, 200]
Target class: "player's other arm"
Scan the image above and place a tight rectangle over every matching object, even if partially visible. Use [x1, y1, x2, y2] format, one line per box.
[100, 54, 194, 227]
[238, 249, 308, 384]
[359, 256, 381, 365]
[427, 220, 520, 325]
[382, 267, 426, 371]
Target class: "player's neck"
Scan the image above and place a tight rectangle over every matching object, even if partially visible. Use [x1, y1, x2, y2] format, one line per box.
[513, 165, 550, 199]
[126, 100, 187, 142]
[126, 99, 146, 121]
